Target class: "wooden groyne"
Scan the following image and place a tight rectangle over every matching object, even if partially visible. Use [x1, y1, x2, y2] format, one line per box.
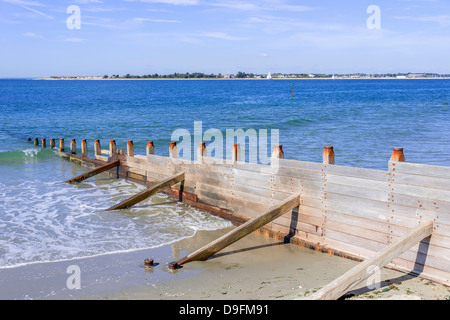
[31, 137, 450, 298]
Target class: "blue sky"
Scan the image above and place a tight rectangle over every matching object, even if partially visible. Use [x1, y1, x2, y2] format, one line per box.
[1, 0, 450, 77]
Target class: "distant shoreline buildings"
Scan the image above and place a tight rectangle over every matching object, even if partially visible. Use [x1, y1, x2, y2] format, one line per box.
[42, 72, 450, 80]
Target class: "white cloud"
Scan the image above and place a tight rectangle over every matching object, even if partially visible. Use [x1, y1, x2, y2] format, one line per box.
[1, 0, 44, 6]
[22, 31, 43, 38]
[394, 15, 450, 27]
[20, 5, 52, 19]
[128, 0, 199, 5]
[198, 32, 248, 40]
[63, 37, 85, 42]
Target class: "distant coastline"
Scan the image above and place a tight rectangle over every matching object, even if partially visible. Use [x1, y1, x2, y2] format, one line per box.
[32, 76, 450, 80]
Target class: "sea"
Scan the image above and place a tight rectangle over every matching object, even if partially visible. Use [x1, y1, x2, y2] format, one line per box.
[0, 78, 449, 271]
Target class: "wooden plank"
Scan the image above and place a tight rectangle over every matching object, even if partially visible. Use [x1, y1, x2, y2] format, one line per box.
[391, 172, 450, 190]
[391, 161, 450, 179]
[64, 160, 120, 183]
[171, 194, 300, 268]
[307, 221, 434, 300]
[106, 172, 185, 211]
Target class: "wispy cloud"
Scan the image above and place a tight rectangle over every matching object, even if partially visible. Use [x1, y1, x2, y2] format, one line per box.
[127, 0, 199, 5]
[1, 0, 44, 6]
[394, 15, 450, 27]
[22, 31, 43, 38]
[132, 17, 181, 23]
[20, 5, 52, 19]
[63, 37, 85, 42]
[197, 32, 248, 40]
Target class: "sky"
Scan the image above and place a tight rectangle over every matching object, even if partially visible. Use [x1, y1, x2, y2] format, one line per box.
[1, 0, 450, 77]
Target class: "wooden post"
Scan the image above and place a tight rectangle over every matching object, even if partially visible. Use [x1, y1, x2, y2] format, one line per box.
[169, 141, 177, 159]
[50, 138, 55, 149]
[34, 138, 39, 146]
[41, 138, 46, 148]
[127, 140, 134, 157]
[197, 142, 206, 163]
[232, 143, 241, 162]
[70, 139, 76, 154]
[323, 146, 335, 164]
[64, 160, 120, 184]
[59, 139, 65, 152]
[271, 144, 284, 159]
[146, 141, 155, 156]
[307, 221, 433, 300]
[110, 140, 116, 155]
[390, 147, 405, 162]
[94, 140, 101, 156]
[107, 172, 185, 211]
[170, 194, 300, 269]
[81, 139, 88, 157]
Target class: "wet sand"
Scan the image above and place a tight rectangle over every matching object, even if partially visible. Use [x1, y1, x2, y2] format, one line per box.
[0, 227, 448, 300]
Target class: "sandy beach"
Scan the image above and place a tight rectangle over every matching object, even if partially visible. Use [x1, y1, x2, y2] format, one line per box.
[1, 226, 447, 301]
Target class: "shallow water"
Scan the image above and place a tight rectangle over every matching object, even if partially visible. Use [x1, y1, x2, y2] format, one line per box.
[0, 79, 449, 269]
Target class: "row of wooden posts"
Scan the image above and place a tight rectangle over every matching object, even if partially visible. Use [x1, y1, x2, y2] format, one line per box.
[29, 137, 407, 163]
[41, 135, 428, 300]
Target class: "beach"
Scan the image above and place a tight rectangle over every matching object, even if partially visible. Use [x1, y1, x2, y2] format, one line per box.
[1, 224, 447, 300]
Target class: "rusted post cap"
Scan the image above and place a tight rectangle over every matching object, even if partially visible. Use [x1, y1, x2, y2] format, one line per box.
[147, 141, 154, 147]
[324, 146, 334, 150]
[144, 259, 154, 266]
[391, 147, 405, 162]
[168, 262, 179, 269]
[170, 141, 177, 147]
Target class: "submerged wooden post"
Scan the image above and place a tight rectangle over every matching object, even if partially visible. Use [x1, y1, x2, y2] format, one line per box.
[197, 142, 206, 163]
[50, 138, 55, 149]
[307, 221, 433, 300]
[146, 141, 155, 156]
[272, 144, 284, 159]
[170, 194, 301, 269]
[64, 160, 120, 184]
[110, 140, 117, 155]
[94, 140, 101, 156]
[41, 138, 46, 148]
[169, 141, 177, 159]
[127, 140, 134, 157]
[59, 139, 65, 152]
[70, 139, 76, 154]
[81, 139, 88, 157]
[323, 146, 335, 164]
[232, 143, 241, 162]
[34, 138, 38, 146]
[390, 147, 405, 162]
[107, 172, 185, 211]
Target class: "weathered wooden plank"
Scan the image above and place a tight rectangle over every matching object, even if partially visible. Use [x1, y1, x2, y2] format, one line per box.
[106, 172, 185, 211]
[391, 172, 450, 190]
[171, 194, 300, 268]
[391, 161, 450, 179]
[324, 164, 387, 181]
[64, 160, 120, 183]
[325, 174, 388, 191]
[307, 221, 433, 300]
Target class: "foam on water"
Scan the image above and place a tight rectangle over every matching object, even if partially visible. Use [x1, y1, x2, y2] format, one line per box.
[0, 148, 232, 269]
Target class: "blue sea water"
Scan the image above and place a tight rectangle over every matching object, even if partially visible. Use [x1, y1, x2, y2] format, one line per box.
[0, 79, 449, 269]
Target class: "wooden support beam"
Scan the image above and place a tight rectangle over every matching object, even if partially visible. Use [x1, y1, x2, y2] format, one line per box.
[106, 172, 185, 211]
[81, 139, 87, 157]
[307, 221, 433, 300]
[64, 160, 120, 184]
[59, 138, 65, 152]
[170, 194, 300, 269]
[146, 141, 155, 156]
[50, 138, 55, 149]
[323, 146, 335, 164]
[390, 147, 405, 162]
[42, 138, 46, 148]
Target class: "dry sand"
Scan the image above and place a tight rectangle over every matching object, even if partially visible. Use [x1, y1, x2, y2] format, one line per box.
[0, 227, 448, 300]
